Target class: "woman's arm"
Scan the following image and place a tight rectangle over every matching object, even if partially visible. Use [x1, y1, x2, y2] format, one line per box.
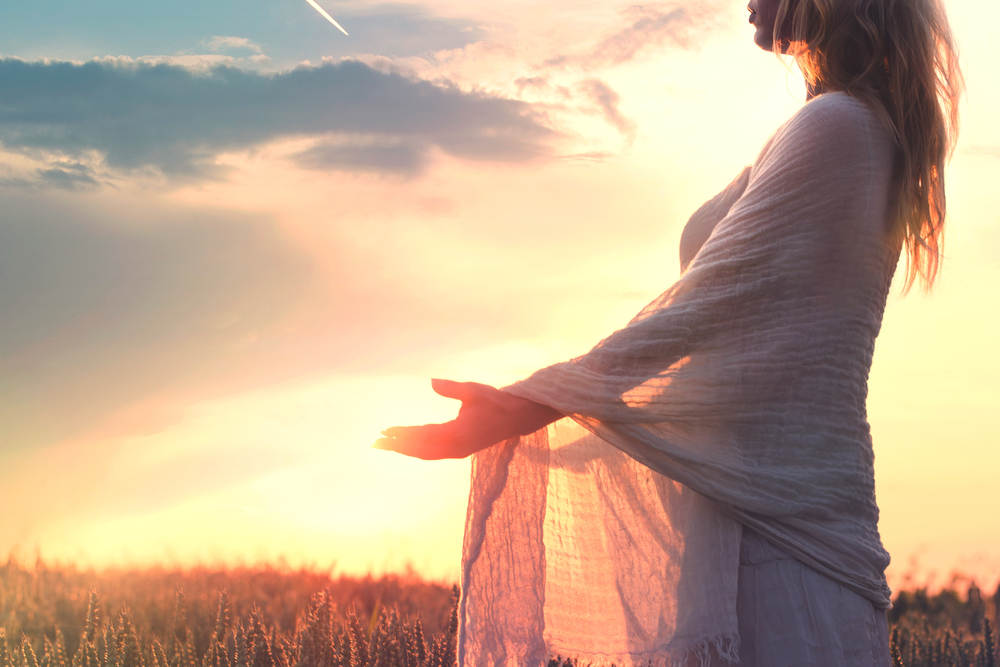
[374, 169, 752, 461]
[502, 94, 890, 422]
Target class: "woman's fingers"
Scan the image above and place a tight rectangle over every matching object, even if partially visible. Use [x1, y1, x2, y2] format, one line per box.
[430, 378, 468, 400]
[373, 422, 463, 460]
[372, 437, 396, 451]
[374, 380, 510, 459]
[430, 378, 496, 402]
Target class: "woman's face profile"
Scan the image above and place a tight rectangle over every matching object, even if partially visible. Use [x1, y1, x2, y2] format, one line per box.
[747, 0, 786, 51]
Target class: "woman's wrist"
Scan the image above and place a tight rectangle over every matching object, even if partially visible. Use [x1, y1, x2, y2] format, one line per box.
[501, 392, 562, 436]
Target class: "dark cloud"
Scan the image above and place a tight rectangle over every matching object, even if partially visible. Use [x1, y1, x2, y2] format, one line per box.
[0, 162, 102, 191]
[546, 4, 718, 69]
[37, 162, 101, 190]
[292, 139, 427, 175]
[0, 57, 555, 181]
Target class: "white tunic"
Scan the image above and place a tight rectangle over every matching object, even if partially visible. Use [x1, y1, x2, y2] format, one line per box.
[459, 91, 901, 666]
[734, 525, 891, 666]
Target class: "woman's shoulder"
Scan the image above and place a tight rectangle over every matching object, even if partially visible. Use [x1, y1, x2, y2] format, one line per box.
[803, 91, 884, 127]
[742, 90, 896, 202]
[780, 91, 887, 146]
[804, 90, 874, 113]
[754, 91, 891, 173]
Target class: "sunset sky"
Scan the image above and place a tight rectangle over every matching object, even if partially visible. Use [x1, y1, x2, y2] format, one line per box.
[1, 0, 997, 593]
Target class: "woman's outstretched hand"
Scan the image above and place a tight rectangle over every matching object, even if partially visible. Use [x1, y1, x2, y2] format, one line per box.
[373, 379, 562, 460]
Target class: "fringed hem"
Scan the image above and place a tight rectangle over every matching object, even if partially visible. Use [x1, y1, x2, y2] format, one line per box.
[545, 632, 741, 667]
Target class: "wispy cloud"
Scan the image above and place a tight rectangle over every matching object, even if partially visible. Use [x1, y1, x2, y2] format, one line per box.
[546, 4, 719, 69]
[38, 161, 101, 190]
[0, 57, 555, 183]
[0, 161, 103, 191]
[203, 36, 266, 55]
[578, 79, 636, 141]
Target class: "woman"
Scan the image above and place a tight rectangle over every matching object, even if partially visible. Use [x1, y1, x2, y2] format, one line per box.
[376, 0, 962, 664]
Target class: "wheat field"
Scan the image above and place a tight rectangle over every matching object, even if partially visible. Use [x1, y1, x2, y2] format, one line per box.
[0, 555, 996, 666]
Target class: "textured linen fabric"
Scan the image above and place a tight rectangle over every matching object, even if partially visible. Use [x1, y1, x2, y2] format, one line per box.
[458, 91, 901, 666]
[734, 526, 892, 666]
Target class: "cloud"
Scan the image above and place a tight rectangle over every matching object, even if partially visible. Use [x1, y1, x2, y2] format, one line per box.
[578, 79, 636, 141]
[37, 162, 101, 190]
[0, 160, 103, 191]
[203, 36, 265, 55]
[514, 76, 573, 100]
[291, 138, 426, 175]
[0, 2, 482, 70]
[546, 4, 719, 69]
[0, 57, 555, 181]
[124, 54, 270, 71]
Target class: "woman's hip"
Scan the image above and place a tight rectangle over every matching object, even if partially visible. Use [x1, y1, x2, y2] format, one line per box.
[735, 525, 891, 666]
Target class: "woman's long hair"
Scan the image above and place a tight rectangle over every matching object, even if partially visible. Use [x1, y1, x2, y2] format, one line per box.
[773, 0, 963, 293]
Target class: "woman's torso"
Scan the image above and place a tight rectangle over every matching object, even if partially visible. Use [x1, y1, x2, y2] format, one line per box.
[677, 91, 902, 609]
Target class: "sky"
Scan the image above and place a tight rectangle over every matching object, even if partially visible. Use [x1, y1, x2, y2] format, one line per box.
[1, 0, 997, 593]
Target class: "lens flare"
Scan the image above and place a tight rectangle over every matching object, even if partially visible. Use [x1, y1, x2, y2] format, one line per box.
[304, 0, 349, 36]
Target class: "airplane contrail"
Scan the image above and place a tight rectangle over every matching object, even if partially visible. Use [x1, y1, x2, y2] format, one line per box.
[304, 0, 350, 36]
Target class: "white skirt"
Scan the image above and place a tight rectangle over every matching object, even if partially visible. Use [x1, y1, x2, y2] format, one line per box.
[734, 525, 892, 666]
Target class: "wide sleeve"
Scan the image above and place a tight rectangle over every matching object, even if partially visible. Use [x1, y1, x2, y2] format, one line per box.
[501, 93, 891, 423]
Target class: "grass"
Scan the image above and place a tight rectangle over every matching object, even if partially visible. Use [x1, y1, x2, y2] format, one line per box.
[1, 555, 996, 666]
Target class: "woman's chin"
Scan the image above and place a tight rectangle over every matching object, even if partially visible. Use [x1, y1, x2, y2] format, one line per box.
[753, 28, 774, 51]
